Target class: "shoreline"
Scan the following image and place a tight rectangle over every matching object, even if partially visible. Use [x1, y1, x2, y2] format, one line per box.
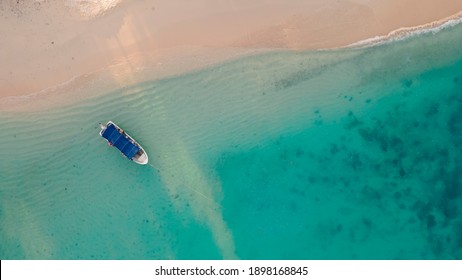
[0, 47, 271, 112]
[346, 11, 462, 49]
[1, 0, 462, 112]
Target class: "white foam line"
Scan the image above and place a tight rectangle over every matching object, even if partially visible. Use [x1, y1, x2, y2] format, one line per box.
[343, 11, 462, 49]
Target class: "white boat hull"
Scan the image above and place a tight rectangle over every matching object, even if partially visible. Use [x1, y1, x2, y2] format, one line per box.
[100, 121, 149, 165]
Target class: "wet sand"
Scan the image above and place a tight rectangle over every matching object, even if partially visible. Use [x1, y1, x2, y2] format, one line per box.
[1, 0, 462, 111]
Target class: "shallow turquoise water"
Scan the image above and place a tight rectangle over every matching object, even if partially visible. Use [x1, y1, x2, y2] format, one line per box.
[1, 23, 462, 259]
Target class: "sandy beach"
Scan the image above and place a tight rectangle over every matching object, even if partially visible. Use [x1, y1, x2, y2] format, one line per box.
[1, 0, 462, 111]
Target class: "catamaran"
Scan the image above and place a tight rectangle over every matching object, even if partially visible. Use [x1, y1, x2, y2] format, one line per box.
[99, 121, 148, 165]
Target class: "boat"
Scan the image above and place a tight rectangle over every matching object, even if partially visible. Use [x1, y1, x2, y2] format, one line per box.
[99, 121, 148, 165]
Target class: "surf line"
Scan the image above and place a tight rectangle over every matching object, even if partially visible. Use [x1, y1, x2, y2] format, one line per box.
[146, 163, 222, 209]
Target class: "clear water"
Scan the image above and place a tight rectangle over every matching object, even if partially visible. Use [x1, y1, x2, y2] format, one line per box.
[1, 23, 462, 259]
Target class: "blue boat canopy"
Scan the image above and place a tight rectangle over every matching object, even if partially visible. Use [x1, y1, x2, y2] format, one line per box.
[102, 124, 140, 159]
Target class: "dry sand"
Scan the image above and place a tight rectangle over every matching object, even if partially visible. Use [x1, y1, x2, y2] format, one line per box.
[1, 0, 462, 111]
